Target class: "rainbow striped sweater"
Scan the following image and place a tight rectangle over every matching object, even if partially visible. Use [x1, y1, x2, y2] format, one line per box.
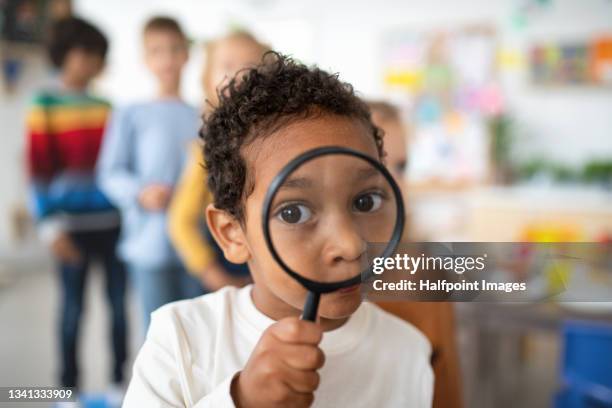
[25, 89, 119, 238]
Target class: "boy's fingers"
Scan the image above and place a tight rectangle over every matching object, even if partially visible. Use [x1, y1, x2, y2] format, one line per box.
[269, 317, 323, 345]
[281, 390, 315, 408]
[281, 365, 320, 393]
[272, 379, 315, 408]
[253, 363, 315, 406]
[280, 344, 325, 370]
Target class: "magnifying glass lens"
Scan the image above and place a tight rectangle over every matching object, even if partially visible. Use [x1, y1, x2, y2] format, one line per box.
[267, 152, 399, 285]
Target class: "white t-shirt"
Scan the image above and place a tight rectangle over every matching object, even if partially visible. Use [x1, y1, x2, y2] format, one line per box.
[123, 285, 434, 407]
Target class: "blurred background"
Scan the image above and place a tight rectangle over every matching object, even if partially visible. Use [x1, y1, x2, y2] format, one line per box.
[1, 0, 611, 407]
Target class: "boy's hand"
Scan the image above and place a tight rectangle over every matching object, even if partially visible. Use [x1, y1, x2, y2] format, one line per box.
[50, 232, 82, 265]
[231, 317, 325, 408]
[139, 184, 172, 211]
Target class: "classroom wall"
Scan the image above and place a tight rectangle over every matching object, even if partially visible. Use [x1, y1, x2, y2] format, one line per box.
[0, 0, 610, 249]
[76, 0, 612, 166]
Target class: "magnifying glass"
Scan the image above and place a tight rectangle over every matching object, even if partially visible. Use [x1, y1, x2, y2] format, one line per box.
[262, 146, 405, 322]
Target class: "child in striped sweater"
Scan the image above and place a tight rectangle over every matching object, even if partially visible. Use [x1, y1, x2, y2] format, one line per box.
[25, 17, 127, 403]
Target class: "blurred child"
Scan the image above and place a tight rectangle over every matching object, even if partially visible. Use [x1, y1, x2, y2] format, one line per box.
[368, 101, 463, 408]
[168, 31, 268, 290]
[124, 53, 433, 407]
[97, 16, 203, 332]
[367, 101, 409, 183]
[25, 16, 127, 402]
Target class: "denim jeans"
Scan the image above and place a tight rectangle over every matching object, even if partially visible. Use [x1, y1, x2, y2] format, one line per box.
[58, 227, 127, 388]
[128, 262, 205, 333]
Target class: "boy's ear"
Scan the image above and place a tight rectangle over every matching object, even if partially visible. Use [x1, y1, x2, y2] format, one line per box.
[206, 204, 250, 264]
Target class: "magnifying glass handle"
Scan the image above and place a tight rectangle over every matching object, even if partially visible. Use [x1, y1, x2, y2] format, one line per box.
[301, 291, 320, 322]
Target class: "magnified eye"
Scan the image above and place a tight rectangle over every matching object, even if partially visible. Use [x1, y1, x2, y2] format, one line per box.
[276, 203, 312, 224]
[353, 192, 383, 213]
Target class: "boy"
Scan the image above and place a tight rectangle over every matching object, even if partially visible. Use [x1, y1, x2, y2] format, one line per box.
[25, 17, 126, 400]
[123, 53, 433, 407]
[97, 16, 204, 332]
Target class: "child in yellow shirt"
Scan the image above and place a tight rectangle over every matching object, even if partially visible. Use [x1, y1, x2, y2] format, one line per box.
[168, 31, 269, 290]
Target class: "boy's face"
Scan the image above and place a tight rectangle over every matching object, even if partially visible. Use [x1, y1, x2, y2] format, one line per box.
[240, 115, 382, 320]
[143, 30, 188, 84]
[206, 37, 263, 105]
[62, 48, 105, 87]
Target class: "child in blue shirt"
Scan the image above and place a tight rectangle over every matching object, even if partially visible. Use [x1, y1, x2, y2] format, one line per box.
[97, 16, 203, 332]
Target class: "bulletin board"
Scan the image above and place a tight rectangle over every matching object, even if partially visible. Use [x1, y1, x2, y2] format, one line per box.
[530, 36, 612, 87]
[381, 26, 501, 187]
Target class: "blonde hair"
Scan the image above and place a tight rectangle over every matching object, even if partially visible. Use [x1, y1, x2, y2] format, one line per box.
[366, 100, 401, 123]
[202, 30, 270, 98]
[367, 100, 412, 144]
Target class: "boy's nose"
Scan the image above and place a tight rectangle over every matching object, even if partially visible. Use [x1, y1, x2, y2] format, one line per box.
[321, 215, 367, 268]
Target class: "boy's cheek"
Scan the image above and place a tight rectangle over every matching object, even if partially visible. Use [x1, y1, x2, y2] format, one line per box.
[243, 233, 303, 303]
[256, 256, 361, 319]
[262, 260, 307, 305]
[244, 197, 316, 310]
[251, 252, 308, 310]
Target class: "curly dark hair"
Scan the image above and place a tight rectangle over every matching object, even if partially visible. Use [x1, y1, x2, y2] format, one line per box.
[201, 51, 384, 221]
[48, 17, 108, 69]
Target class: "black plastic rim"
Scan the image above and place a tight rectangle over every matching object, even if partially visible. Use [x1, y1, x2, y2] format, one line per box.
[261, 146, 405, 294]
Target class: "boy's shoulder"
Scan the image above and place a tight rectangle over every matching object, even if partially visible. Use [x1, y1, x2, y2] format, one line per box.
[363, 302, 432, 356]
[146, 286, 245, 362]
[155, 284, 237, 312]
[117, 100, 198, 121]
[150, 286, 239, 331]
[31, 89, 110, 109]
[30, 90, 66, 109]
[128, 99, 196, 111]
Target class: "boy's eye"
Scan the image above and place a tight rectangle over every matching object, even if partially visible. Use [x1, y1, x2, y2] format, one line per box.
[353, 192, 383, 213]
[277, 204, 312, 224]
